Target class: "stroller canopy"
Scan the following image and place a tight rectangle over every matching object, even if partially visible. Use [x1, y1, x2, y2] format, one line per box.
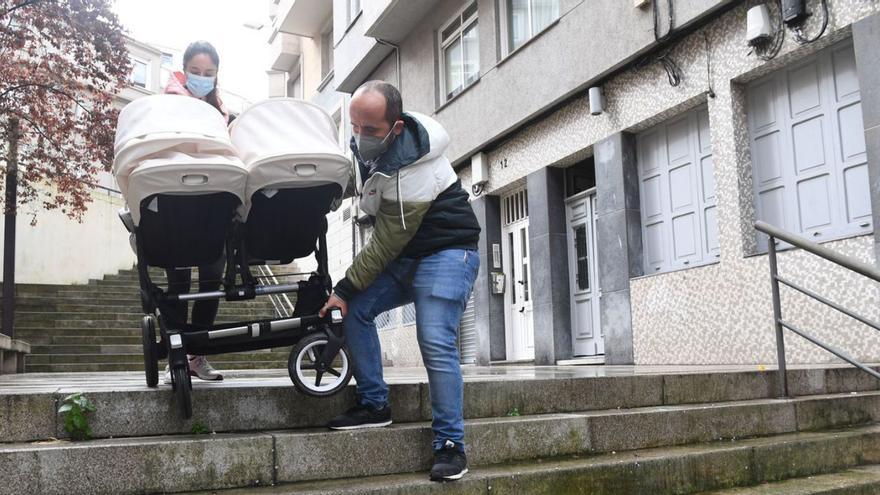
[113, 94, 247, 225]
[229, 98, 351, 215]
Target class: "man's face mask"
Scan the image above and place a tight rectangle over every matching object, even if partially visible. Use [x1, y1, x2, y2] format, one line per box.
[186, 73, 216, 98]
[355, 127, 395, 163]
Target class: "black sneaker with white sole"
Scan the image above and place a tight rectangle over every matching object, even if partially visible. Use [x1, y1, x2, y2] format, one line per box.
[430, 440, 468, 481]
[326, 404, 392, 430]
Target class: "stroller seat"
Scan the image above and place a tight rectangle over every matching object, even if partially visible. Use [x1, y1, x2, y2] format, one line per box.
[113, 95, 247, 268]
[229, 98, 350, 264]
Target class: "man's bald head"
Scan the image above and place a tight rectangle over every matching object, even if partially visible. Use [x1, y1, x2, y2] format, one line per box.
[353, 81, 402, 127]
[350, 80, 404, 139]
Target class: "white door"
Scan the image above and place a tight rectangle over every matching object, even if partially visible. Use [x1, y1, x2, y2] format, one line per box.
[501, 188, 534, 361]
[566, 191, 603, 356]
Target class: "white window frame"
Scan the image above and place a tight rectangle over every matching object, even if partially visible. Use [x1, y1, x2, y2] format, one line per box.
[287, 60, 303, 99]
[347, 0, 362, 27]
[438, 1, 479, 103]
[129, 56, 149, 89]
[501, 0, 560, 55]
[320, 19, 334, 83]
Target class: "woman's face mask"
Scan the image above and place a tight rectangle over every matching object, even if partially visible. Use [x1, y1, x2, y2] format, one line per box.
[186, 73, 216, 98]
[355, 127, 395, 163]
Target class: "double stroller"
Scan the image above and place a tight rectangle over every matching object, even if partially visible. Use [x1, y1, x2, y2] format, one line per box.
[113, 95, 354, 418]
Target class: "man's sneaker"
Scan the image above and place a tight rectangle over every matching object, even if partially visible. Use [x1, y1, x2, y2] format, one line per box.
[188, 355, 223, 381]
[430, 440, 468, 481]
[326, 404, 392, 430]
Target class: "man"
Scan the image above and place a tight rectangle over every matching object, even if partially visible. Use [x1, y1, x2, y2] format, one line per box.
[319, 81, 481, 482]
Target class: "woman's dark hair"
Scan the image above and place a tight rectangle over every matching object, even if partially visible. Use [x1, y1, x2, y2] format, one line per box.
[183, 41, 222, 114]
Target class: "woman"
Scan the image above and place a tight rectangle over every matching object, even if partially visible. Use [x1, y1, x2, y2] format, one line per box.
[162, 41, 228, 384]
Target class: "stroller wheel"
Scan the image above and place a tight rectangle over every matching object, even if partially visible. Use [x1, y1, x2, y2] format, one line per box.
[289, 332, 353, 397]
[171, 365, 193, 419]
[141, 315, 159, 388]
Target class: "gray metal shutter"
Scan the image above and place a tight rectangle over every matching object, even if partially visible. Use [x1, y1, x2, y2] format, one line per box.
[748, 41, 869, 250]
[458, 292, 477, 364]
[637, 105, 717, 274]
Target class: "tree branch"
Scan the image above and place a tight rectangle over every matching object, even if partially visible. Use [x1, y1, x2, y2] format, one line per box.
[0, 82, 92, 114]
[15, 112, 65, 153]
[0, 0, 45, 18]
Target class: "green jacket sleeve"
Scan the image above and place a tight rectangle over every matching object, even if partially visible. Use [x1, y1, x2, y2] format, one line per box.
[333, 196, 431, 301]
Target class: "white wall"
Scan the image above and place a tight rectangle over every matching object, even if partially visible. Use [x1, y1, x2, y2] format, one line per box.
[0, 186, 135, 285]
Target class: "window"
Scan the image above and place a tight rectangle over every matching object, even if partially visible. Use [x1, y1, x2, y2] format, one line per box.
[574, 225, 589, 291]
[507, 0, 558, 52]
[748, 41, 870, 250]
[440, 2, 479, 102]
[130, 57, 148, 88]
[288, 66, 302, 99]
[321, 28, 334, 80]
[347, 0, 361, 26]
[637, 105, 718, 274]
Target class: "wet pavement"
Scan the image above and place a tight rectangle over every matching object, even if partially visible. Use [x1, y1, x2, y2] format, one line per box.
[0, 362, 859, 394]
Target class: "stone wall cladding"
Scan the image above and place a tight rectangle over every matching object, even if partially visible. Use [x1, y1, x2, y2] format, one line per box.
[466, 0, 880, 364]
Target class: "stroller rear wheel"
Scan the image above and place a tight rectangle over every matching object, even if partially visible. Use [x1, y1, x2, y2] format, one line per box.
[171, 365, 193, 419]
[140, 315, 159, 388]
[289, 332, 353, 397]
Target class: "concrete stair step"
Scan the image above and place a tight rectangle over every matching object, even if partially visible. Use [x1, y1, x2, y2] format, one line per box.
[4, 366, 880, 442]
[197, 428, 880, 495]
[30, 344, 143, 355]
[698, 464, 880, 494]
[25, 335, 147, 345]
[15, 308, 276, 318]
[3, 419, 880, 495]
[14, 327, 141, 337]
[25, 351, 290, 365]
[13, 297, 276, 310]
[23, 361, 287, 373]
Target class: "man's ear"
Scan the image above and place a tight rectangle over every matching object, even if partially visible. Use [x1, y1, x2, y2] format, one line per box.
[391, 119, 405, 136]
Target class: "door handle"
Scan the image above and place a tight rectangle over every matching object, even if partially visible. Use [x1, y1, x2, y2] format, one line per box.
[519, 307, 525, 313]
[517, 281, 525, 285]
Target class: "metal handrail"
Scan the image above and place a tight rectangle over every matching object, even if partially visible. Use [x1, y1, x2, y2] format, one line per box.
[256, 265, 296, 318]
[755, 220, 880, 397]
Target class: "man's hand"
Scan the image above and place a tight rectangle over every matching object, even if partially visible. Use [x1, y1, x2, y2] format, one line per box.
[319, 293, 348, 318]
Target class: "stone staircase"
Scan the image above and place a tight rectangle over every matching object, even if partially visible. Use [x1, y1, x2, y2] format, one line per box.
[9, 267, 290, 372]
[2, 365, 880, 493]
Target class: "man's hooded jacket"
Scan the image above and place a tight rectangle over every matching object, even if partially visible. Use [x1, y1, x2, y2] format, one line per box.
[333, 112, 481, 301]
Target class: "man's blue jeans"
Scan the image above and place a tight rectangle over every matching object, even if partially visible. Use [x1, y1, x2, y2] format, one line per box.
[343, 248, 479, 451]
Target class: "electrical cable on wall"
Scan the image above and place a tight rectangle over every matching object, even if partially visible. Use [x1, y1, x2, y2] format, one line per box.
[792, 0, 829, 44]
[703, 31, 716, 98]
[656, 50, 682, 87]
[653, 0, 675, 42]
[471, 183, 484, 197]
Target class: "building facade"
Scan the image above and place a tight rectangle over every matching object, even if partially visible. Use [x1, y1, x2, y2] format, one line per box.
[272, 0, 880, 367]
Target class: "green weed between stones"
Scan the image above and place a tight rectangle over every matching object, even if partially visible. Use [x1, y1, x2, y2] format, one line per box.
[57, 393, 96, 440]
[507, 407, 521, 417]
[191, 420, 210, 435]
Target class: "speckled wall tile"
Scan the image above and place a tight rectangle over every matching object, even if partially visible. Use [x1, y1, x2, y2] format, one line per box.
[463, 0, 880, 364]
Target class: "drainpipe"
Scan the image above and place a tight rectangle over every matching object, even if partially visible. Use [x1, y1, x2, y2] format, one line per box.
[376, 39, 401, 90]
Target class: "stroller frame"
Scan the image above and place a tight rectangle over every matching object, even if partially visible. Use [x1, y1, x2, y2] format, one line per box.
[133, 219, 353, 419]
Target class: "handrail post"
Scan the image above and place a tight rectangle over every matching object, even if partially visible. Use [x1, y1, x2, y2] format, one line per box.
[768, 235, 789, 398]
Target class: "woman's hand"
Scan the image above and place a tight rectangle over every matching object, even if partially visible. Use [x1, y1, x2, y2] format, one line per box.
[319, 293, 348, 318]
